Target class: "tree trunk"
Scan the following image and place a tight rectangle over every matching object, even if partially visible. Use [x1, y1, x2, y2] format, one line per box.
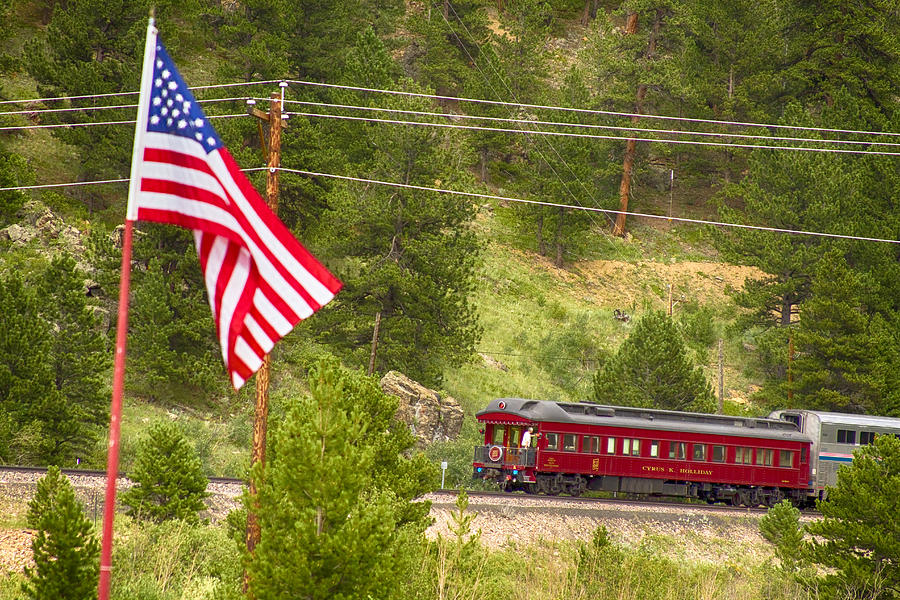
[536, 213, 546, 256]
[613, 10, 662, 237]
[554, 207, 565, 267]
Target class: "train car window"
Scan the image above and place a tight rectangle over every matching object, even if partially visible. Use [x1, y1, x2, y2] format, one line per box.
[778, 450, 793, 468]
[860, 431, 876, 445]
[492, 426, 505, 445]
[622, 439, 631, 455]
[756, 448, 773, 466]
[630, 439, 640, 456]
[545, 433, 560, 451]
[607, 437, 616, 454]
[711, 445, 725, 462]
[735, 447, 752, 464]
[585, 436, 601, 454]
[837, 429, 857, 445]
[650, 441, 660, 458]
[563, 434, 578, 452]
[669, 442, 686, 460]
[801, 447, 808, 462]
[692, 444, 706, 461]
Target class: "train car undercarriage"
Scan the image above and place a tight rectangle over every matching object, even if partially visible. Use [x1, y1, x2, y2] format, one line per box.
[479, 469, 810, 508]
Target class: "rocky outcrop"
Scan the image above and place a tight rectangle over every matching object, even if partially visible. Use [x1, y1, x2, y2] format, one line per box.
[380, 371, 464, 448]
[0, 200, 88, 269]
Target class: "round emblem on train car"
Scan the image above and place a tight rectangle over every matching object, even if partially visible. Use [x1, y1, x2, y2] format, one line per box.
[488, 445, 503, 462]
[498, 401, 506, 410]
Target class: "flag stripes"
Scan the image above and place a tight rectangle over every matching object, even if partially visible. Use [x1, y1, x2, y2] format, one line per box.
[135, 130, 340, 388]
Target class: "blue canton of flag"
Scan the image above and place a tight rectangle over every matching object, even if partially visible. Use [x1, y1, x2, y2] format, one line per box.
[146, 42, 222, 152]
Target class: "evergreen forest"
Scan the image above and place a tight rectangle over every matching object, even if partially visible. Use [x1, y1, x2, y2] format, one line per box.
[2, 0, 900, 598]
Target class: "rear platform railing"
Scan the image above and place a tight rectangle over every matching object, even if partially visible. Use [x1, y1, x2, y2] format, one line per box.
[474, 445, 536, 467]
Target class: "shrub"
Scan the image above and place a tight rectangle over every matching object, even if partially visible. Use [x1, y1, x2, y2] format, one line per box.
[22, 466, 99, 600]
[120, 422, 210, 523]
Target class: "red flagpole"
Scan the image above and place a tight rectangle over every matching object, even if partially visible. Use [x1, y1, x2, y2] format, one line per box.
[98, 13, 155, 598]
[97, 218, 135, 600]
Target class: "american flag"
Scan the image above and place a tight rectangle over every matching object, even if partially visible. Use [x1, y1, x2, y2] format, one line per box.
[127, 32, 341, 389]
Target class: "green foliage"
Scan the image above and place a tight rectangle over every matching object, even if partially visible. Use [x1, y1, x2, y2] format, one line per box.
[121, 422, 210, 523]
[244, 358, 434, 600]
[0, 149, 31, 226]
[0, 258, 108, 465]
[792, 252, 900, 415]
[759, 500, 805, 573]
[432, 490, 485, 600]
[308, 28, 482, 387]
[806, 434, 900, 599]
[594, 311, 715, 412]
[22, 466, 99, 600]
[110, 516, 242, 600]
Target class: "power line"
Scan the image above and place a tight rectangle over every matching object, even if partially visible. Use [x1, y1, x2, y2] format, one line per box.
[277, 98, 900, 149]
[0, 80, 284, 106]
[276, 167, 900, 244]
[3, 167, 896, 244]
[285, 110, 900, 156]
[435, 1, 616, 232]
[287, 79, 900, 140]
[0, 112, 245, 132]
[0, 96, 251, 118]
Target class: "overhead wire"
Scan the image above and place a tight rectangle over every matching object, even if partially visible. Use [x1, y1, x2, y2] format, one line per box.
[0, 96, 254, 118]
[436, 1, 617, 231]
[274, 167, 900, 245]
[0, 112, 247, 132]
[0, 80, 284, 106]
[282, 110, 900, 156]
[2, 166, 896, 245]
[276, 98, 900, 149]
[287, 79, 900, 140]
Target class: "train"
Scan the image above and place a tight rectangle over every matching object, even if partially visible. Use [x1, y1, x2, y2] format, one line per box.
[471, 398, 900, 507]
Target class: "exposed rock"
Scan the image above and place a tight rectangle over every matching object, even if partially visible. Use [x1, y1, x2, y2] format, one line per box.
[380, 371, 464, 448]
[0, 223, 34, 245]
[479, 353, 508, 372]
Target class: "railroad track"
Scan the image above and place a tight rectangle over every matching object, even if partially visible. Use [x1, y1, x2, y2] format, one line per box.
[0, 464, 244, 486]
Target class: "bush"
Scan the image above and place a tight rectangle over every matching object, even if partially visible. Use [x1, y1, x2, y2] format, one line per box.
[22, 466, 99, 600]
[120, 422, 210, 523]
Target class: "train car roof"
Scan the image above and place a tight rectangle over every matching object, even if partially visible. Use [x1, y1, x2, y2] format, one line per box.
[478, 398, 809, 442]
[770, 409, 900, 430]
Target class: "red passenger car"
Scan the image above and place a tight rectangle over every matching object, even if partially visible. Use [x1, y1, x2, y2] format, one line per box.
[473, 398, 813, 507]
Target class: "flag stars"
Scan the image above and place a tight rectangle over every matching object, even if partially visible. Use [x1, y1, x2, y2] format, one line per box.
[178, 119, 187, 129]
[154, 77, 162, 87]
[162, 69, 171, 79]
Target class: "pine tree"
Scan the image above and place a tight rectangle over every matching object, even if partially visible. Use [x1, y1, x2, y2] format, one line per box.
[594, 311, 715, 412]
[120, 422, 210, 523]
[791, 252, 900, 415]
[806, 434, 900, 599]
[245, 358, 434, 600]
[759, 499, 805, 573]
[0, 273, 66, 464]
[0, 149, 31, 227]
[22, 466, 99, 600]
[308, 28, 482, 386]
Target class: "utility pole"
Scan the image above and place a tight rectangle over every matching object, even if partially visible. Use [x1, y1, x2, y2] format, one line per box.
[244, 86, 286, 594]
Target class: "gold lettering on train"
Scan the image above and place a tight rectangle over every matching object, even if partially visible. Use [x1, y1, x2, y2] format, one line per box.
[592, 458, 600, 472]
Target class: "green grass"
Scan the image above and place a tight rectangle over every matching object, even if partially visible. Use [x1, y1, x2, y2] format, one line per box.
[82, 401, 253, 479]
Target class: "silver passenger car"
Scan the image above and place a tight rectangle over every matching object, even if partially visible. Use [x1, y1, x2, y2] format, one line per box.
[769, 409, 900, 500]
